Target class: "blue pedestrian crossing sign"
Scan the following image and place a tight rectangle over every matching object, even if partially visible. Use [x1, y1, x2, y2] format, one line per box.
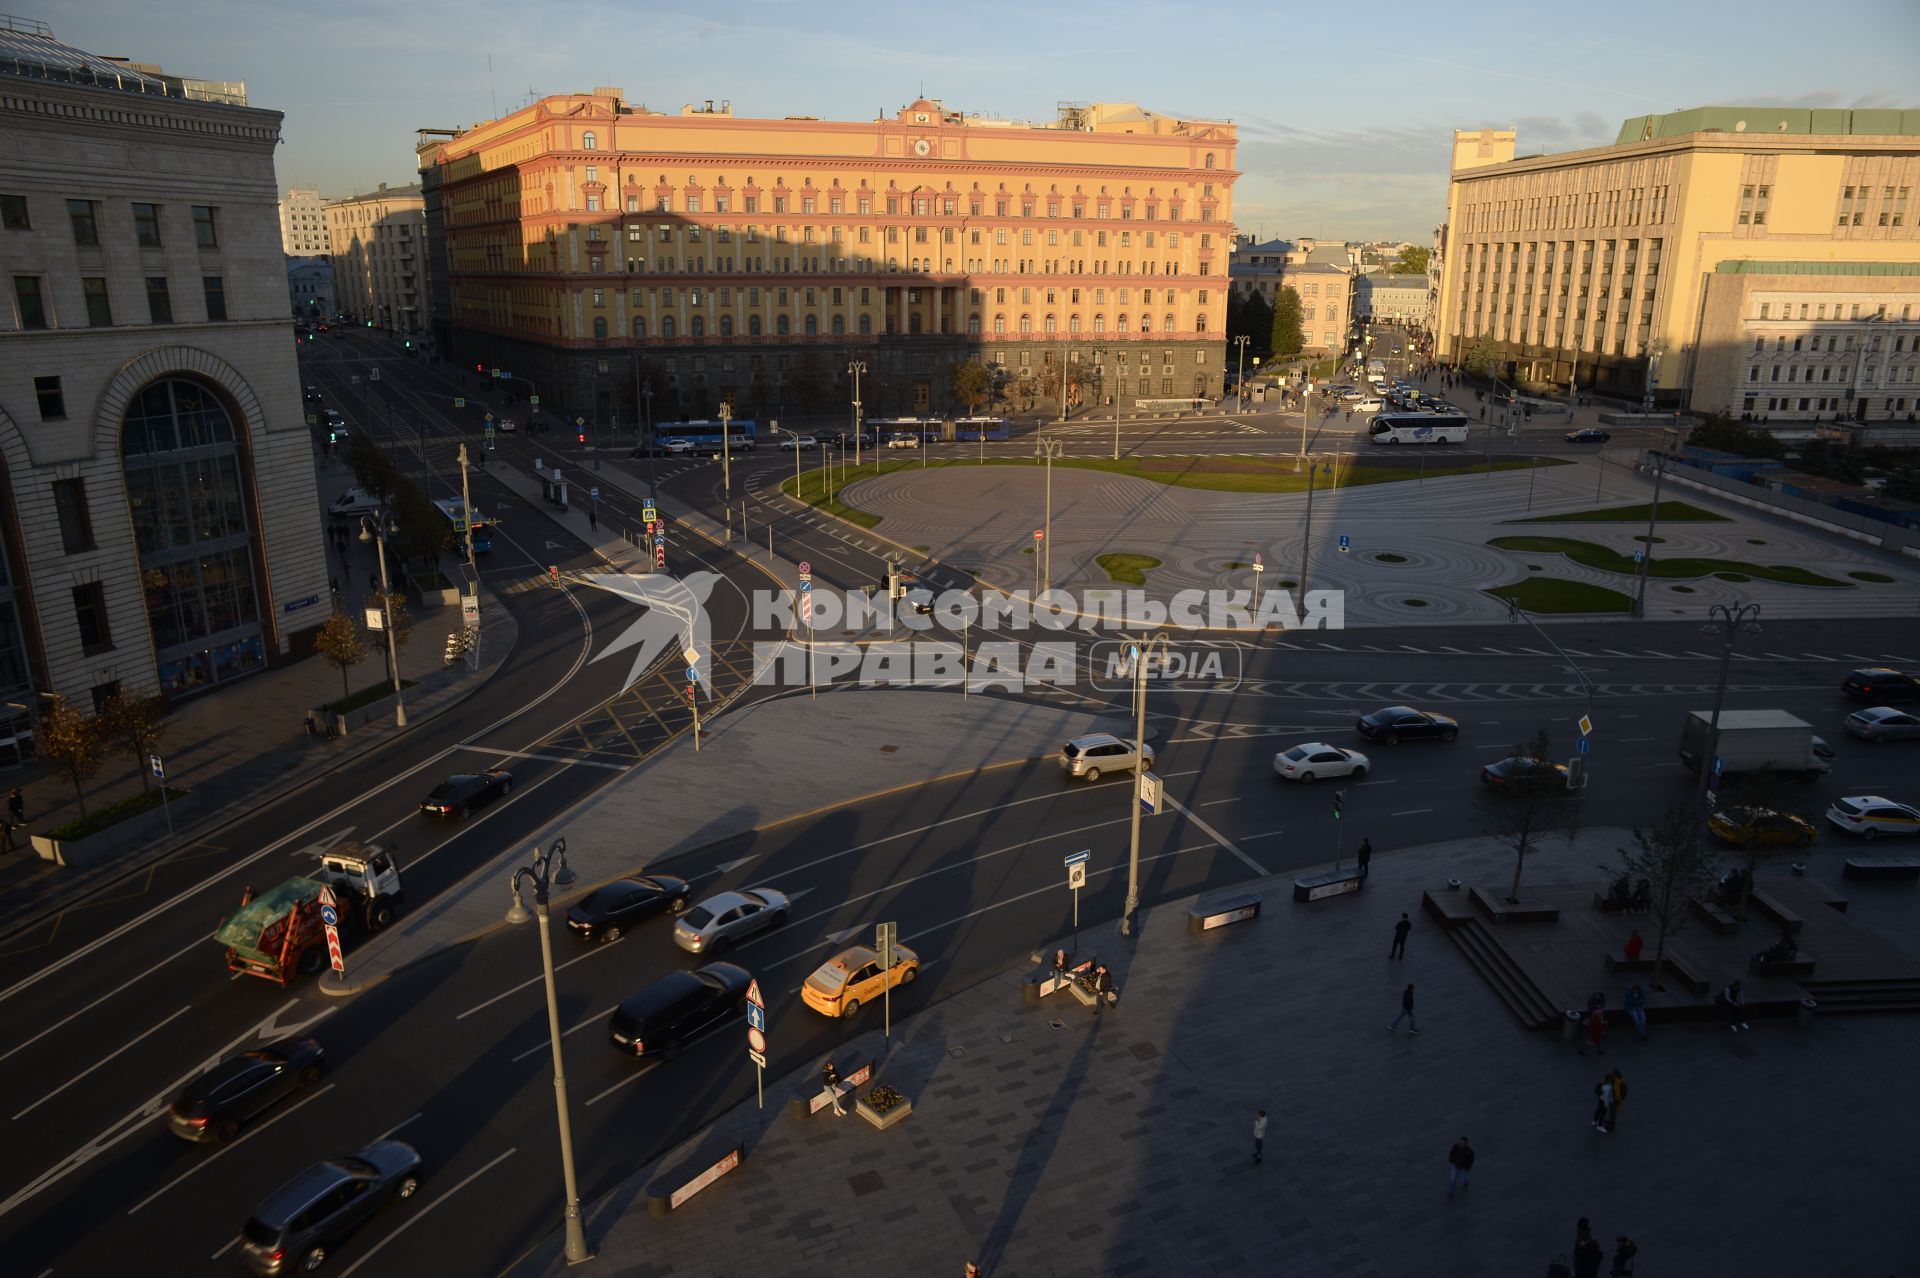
[1338, 534, 1350, 552]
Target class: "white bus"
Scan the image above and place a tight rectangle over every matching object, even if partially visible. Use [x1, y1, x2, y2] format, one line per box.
[1367, 413, 1470, 445]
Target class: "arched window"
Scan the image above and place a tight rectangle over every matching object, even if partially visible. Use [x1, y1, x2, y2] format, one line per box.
[1163, 314, 1175, 333]
[805, 314, 819, 335]
[1044, 314, 1057, 334]
[831, 314, 846, 335]
[1020, 314, 1033, 334]
[777, 315, 790, 335]
[1117, 314, 1131, 334]
[1069, 315, 1082, 333]
[121, 377, 265, 694]
[661, 316, 676, 338]
[993, 314, 1006, 334]
[690, 315, 705, 338]
[583, 131, 597, 150]
[968, 315, 981, 335]
[592, 317, 608, 339]
[1195, 314, 1208, 334]
[1093, 314, 1106, 333]
[859, 313, 873, 334]
[632, 316, 646, 339]
[1203, 152, 1215, 169]
[748, 315, 762, 336]
[719, 314, 734, 336]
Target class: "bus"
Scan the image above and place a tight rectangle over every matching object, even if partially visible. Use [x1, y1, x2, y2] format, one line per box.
[866, 416, 945, 443]
[954, 416, 1011, 441]
[1367, 413, 1470, 445]
[433, 497, 494, 552]
[655, 419, 757, 456]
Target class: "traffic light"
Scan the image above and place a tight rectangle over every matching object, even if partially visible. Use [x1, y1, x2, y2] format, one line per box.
[404, 338, 412, 349]
[577, 430, 586, 445]
[1333, 790, 1344, 821]
[475, 363, 484, 373]
[365, 319, 373, 328]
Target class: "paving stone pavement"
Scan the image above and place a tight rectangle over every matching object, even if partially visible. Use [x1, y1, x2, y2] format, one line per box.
[512, 828, 1916, 1278]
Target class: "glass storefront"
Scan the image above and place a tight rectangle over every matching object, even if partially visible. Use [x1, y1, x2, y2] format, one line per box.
[122, 378, 265, 697]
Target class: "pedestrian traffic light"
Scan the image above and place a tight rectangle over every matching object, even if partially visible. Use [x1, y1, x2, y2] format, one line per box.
[577, 430, 586, 445]
[1333, 791, 1344, 820]
[327, 431, 337, 444]
[404, 338, 412, 349]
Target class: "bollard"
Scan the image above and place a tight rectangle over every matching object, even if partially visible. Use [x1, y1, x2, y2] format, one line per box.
[1561, 1009, 1581, 1043]
[1797, 997, 1818, 1030]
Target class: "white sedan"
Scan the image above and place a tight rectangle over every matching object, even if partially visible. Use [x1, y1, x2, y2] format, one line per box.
[1273, 742, 1370, 783]
[886, 433, 920, 449]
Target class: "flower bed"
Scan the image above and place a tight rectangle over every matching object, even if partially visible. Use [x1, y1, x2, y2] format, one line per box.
[856, 1085, 913, 1130]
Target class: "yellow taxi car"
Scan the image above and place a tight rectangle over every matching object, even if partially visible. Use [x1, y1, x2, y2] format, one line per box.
[1708, 805, 1816, 849]
[801, 944, 919, 1019]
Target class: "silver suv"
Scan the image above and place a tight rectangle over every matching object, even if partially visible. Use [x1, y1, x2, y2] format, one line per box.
[1059, 733, 1155, 782]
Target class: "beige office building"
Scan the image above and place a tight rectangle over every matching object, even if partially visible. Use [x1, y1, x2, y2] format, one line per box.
[1433, 107, 1920, 418]
[278, 187, 328, 257]
[325, 182, 424, 333]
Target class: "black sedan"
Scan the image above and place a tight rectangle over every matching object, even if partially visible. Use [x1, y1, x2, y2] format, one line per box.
[1480, 755, 1571, 790]
[1356, 706, 1459, 745]
[1565, 428, 1611, 443]
[565, 874, 694, 943]
[419, 769, 512, 818]
[168, 1037, 326, 1143]
[1841, 668, 1920, 703]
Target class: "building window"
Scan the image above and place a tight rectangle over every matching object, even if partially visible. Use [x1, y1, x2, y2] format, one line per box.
[146, 276, 172, 324]
[582, 131, 597, 149]
[53, 477, 92, 550]
[36, 374, 66, 421]
[661, 316, 676, 338]
[202, 276, 227, 322]
[859, 313, 872, 334]
[68, 198, 100, 245]
[192, 205, 218, 248]
[690, 315, 705, 338]
[13, 275, 47, 329]
[0, 193, 28, 229]
[632, 316, 646, 338]
[133, 202, 162, 247]
[83, 276, 112, 326]
[73, 583, 112, 654]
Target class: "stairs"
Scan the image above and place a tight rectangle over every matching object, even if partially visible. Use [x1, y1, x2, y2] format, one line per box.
[1801, 977, 1920, 1015]
[1440, 918, 1560, 1030]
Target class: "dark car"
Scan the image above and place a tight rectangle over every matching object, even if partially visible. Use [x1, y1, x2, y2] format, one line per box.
[630, 443, 674, 458]
[1480, 755, 1571, 790]
[815, 429, 846, 446]
[608, 962, 752, 1060]
[303, 385, 324, 405]
[419, 769, 512, 818]
[1564, 428, 1611, 443]
[565, 874, 693, 943]
[1842, 668, 1920, 703]
[239, 1141, 422, 1275]
[168, 1037, 326, 1144]
[1356, 706, 1459, 745]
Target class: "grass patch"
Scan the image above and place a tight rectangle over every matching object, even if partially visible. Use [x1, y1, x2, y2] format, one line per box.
[1374, 552, 1408, 564]
[1223, 560, 1249, 570]
[911, 545, 929, 553]
[1486, 579, 1635, 615]
[1403, 598, 1430, 607]
[48, 786, 190, 841]
[1507, 500, 1728, 524]
[323, 678, 419, 715]
[1850, 570, 1896, 583]
[1097, 553, 1162, 585]
[778, 469, 883, 528]
[1715, 572, 1752, 582]
[1487, 536, 1850, 587]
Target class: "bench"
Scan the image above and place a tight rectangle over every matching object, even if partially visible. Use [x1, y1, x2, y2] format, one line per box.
[644, 1132, 743, 1218]
[1750, 889, 1803, 935]
[787, 1054, 874, 1119]
[1021, 955, 1096, 1004]
[1292, 870, 1362, 903]
[1843, 857, 1920, 882]
[1689, 897, 1739, 935]
[1193, 892, 1264, 929]
[1750, 953, 1816, 977]
[1604, 951, 1708, 995]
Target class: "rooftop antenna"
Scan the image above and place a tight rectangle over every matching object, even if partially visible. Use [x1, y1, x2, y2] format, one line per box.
[487, 53, 497, 117]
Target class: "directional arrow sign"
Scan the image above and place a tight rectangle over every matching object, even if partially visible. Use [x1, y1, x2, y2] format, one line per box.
[1064, 850, 1092, 867]
[746, 1002, 766, 1032]
[545, 541, 565, 550]
[713, 856, 757, 874]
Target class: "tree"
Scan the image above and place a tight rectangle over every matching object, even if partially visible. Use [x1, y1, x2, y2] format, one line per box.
[1478, 727, 1583, 902]
[1270, 286, 1304, 357]
[99, 691, 168, 793]
[344, 433, 398, 500]
[1615, 803, 1723, 992]
[1714, 773, 1813, 921]
[1462, 333, 1496, 377]
[1686, 416, 1787, 459]
[1240, 291, 1274, 358]
[952, 358, 992, 417]
[371, 589, 413, 660]
[1882, 465, 1920, 502]
[1392, 246, 1432, 276]
[314, 607, 368, 700]
[37, 696, 105, 817]
[392, 481, 451, 575]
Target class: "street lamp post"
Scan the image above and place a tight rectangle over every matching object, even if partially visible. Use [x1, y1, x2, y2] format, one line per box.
[848, 360, 866, 469]
[1233, 335, 1250, 412]
[1296, 459, 1332, 604]
[1692, 604, 1762, 824]
[1120, 632, 1174, 937]
[1034, 436, 1064, 593]
[1632, 455, 1668, 618]
[718, 401, 733, 501]
[357, 511, 407, 727]
[504, 839, 592, 1266]
[641, 382, 657, 497]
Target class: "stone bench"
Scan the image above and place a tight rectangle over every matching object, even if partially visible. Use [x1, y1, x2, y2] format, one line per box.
[644, 1132, 742, 1218]
[1603, 950, 1709, 996]
[1689, 897, 1739, 935]
[1194, 892, 1264, 928]
[1843, 857, 1920, 882]
[1750, 952, 1816, 977]
[787, 1053, 874, 1120]
[1292, 870, 1362, 904]
[1750, 888, 1803, 935]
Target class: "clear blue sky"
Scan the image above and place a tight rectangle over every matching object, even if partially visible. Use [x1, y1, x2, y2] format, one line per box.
[48, 0, 1920, 242]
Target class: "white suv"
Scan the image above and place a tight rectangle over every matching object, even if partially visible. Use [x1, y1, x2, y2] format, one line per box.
[1060, 733, 1155, 782]
[1825, 795, 1920, 840]
[777, 434, 817, 451]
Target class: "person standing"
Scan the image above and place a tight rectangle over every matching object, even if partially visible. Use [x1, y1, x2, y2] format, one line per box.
[1356, 838, 1373, 877]
[7, 786, 23, 826]
[820, 1060, 846, 1117]
[1604, 1070, 1627, 1133]
[1092, 964, 1113, 1014]
[1578, 1006, 1607, 1056]
[1624, 985, 1648, 1042]
[1252, 1110, 1267, 1165]
[1388, 983, 1419, 1033]
[1623, 930, 1644, 961]
[1609, 1236, 1638, 1276]
[1389, 913, 1411, 959]
[1719, 980, 1750, 1032]
[1591, 1075, 1614, 1133]
[1446, 1137, 1474, 1197]
[1573, 1219, 1604, 1278]
[0, 813, 15, 853]
[587, 506, 598, 533]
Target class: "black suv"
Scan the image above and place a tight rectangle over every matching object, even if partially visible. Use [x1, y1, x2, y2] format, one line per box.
[1842, 668, 1920, 703]
[608, 962, 751, 1059]
[168, 1037, 325, 1143]
[240, 1141, 422, 1274]
[419, 769, 513, 818]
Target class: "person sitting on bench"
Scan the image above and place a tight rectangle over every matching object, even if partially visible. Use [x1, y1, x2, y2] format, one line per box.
[1717, 866, 1748, 905]
[1623, 930, 1644, 961]
[1754, 931, 1796, 965]
[1605, 874, 1632, 910]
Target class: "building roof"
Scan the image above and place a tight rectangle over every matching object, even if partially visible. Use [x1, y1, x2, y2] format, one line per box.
[0, 14, 244, 103]
[1287, 262, 1351, 276]
[1616, 106, 1920, 145]
[330, 183, 424, 207]
[1714, 260, 1920, 276]
[1369, 274, 1428, 288]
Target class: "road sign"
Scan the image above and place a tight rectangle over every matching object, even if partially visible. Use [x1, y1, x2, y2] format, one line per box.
[800, 580, 812, 593]
[1634, 549, 1644, 564]
[1138, 771, 1164, 816]
[685, 667, 699, 682]
[1033, 529, 1044, 542]
[798, 560, 812, 574]
[876, 920, 897, 959]
[1067, 862, 1088, 891]
[462, 595, 480, 629]
[485, 427, 496, 440]
[1338, 534, 1351, 552]
[365, 607, 384, 630]
[1578, 736, 1590, 755]
[590, 487, 600, 501]
[746, 1002, 765, 1031]
[455, 397, 467, 408]
[320, 903, 339, 927]
[1578, 714, 1594, 737]
[748, 1049, 767, 1068]
[149, 753, 164, 780]
[327, 934, 345, 973]
[1064, 849, 1092, 866]
[318, 885, 344, 973]
[684, 646, 700, 666]
[644, 505, 658, 523]
[746, 1026, 767, 1054]
[746, 979, 764, 1009]
[529, 395, 540, 405]
[1254, 552, 1263, 568]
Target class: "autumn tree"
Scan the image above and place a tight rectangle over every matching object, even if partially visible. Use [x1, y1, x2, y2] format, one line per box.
[1616, 803, 1723, 992]
[1478, 726, 1584, 902]
[1271, 286, 1305, 357]
[314, 607, 368, 700]
[99, 691, 169, 793]
[371, 589, 413, 659]
[37, 696, 105, 817]
[952, 358, 993, 417]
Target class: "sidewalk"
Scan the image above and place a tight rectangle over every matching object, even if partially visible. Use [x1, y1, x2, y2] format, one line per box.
[0, 560, 518, 939]
[322, 688, 1130, 995]
[511, 829, 1917, 1278]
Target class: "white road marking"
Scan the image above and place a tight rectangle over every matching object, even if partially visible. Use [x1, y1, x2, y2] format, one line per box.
[286, 824, 360, 858]
[586, 1061, 661, 1107]
[1164, 794, 1269, 876]
[211, 1235, 242, 1260]
[454, 744, 632, 771]
[127, 1083, 338, 1216]
[511, 1006, 619, 1063]
[335, 1147, 519, 1278]
[1391, 808, 1434, 816]
[377, 1112, 422, 1141]
[0, 947, 193, 1066]
[1355, 778, 1398, 786]
[455, 941, 622, 1021]
[1200, 797, 1243, 807]
[1240, 829, 1287, 841]
[12, 1004, 193, 1121]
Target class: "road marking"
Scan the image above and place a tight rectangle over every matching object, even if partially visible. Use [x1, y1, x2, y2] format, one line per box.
[587, 1060, 662, 1107]
[377, 1112, 422, 1141]
[454, 744, 633, 771]
[1240, 829, 1287, 841]
[1391, 809, 1434, 816]
[127, 1083, 338, 1215]
[1200, 796, 1243, 807]
[286, 824, 360, 858]
[512, 1006, 619, 1063]
[455, 941, 622, 1021]
[0, 946, 193, 1066]
[212, 1235, 242, 1260]
[12, 1003, 193, 1121]
[1164, 794, 1269, 876]
[336, 1147, 519, 1278]
[1355, 779, 1398, 786]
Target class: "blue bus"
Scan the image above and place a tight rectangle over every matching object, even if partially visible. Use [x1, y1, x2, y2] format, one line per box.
[655, 419, 757, 455]
[433, 497, 494, 552]
[954, 416, 1010, 442]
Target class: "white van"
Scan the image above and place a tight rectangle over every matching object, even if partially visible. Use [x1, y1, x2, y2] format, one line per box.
[327, 488, 383, 518]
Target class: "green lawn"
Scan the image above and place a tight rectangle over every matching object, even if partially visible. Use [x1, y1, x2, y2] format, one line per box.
[1507, 500, 1728, 525]
[1097, 553, 1162, 585]
[1487, 536, 1850, 587]
[1486, 579, 1635, 615]
[49, 787, 191, 842]
[323, 678, 420, 715]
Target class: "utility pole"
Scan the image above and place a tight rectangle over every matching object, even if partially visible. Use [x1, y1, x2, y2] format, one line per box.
[1121, 634, 1172, 937]
[1035, 436, 1064, 593]
[1234, 335, 1249, 412]
[457, 442, 480, 669]
[1633, 456, 1667, 618]
[848, 360, 866, 468]
[718, 400, 733, 500]
[1692, 604, 1762, 831]
[1059, 345, 1070, 422]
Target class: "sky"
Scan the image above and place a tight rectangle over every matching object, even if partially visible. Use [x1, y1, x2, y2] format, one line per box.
[47, 0, 1920, 242]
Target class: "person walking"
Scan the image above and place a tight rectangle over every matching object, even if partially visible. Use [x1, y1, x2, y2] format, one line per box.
[1388, 983, 1419, 1033]
[1356, 837, 1373, 877]
[1624, 984, 1648, 1041]
[1608, 1236, 1638, 1276]
[1446, 1137, 1474, 1197]
[1591, 1075, 1615, 1133]
[1578, 1005, 1607, 1056]
[1092, 963, 1114, 1014]
[7, 786, 23, 826]
[1604, 1070, 1627, 1133]
[1252, 1109, 1267, 1165]
[1573, 1219, 1604, 1278]
[587, 506, 598, 533]
[1719, 979, 1750, 1032]
[1389, 913, 1411, 959]
[1, 813, 16, 853]
[820, 1060, 846, 1117]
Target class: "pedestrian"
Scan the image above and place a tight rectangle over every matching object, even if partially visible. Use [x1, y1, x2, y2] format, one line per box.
[1605, 1069, 1627, 1132]
[1577, 1005, 1607, 1056]
[1389, 912, 1411, 959]
[1609, 1236, 1638, 1276]
[1093, 963, 1114, 1014]
[1, 814, 15, 853]
[1252, 1109, 1267, 1164]
[1356, 837, 1372, 877]
[8, 786, 23, 826]
[1591, 1075, 1614, 1133]
[1446, 1136, 1473, 1197]
[820, 1060, 846, 1117]
[330, 576, 339, 598]
[1388, 983, 1419, 1033]
[1052, 947, 1068, 987]
[1718, 979, 1750, 1032]
[588, 506, 598, 533]
[1624, 984, 1648, 1041]
[1623, 930, 1644, 961]
[1574, 1219, 1604, 1278]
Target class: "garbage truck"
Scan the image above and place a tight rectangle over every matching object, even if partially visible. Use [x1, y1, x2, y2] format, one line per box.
[215, 841, 403, 984]
[1677, 709, 1832, 781]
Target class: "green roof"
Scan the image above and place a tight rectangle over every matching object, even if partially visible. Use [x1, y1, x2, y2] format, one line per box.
[1616, 107, 1920, 145]
[1714, 261, 1920, 276]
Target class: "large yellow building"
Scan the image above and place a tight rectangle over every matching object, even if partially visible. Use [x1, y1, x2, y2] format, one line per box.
[417, 94, 1236, 421]
[1433, 107, 1920, 420]
[325, 182, 424, 333]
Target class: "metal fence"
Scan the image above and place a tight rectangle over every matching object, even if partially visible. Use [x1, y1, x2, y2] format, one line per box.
[1642, 455, 1920, 558]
